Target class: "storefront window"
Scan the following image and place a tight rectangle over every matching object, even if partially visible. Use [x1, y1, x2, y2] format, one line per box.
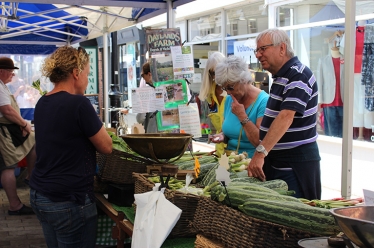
[188, 42, 220, 93]
[277, 0, 342, 26]
[277, 0, 374, 27]
[5, 55, 49, 107]
[286, 18, 374, 142]
[188, 12, 221, 42]
[118, 43, 140, 102]
[226, 2, 268, 37]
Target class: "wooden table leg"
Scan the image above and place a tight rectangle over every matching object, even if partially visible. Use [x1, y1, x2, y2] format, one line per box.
[95, 193, 133, 248]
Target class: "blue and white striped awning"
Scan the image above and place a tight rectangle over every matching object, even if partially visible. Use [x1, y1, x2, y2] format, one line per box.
[0, 0, 194, 54]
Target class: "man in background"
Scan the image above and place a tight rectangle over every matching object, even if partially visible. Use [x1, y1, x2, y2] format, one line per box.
[0, 57, 35, 215]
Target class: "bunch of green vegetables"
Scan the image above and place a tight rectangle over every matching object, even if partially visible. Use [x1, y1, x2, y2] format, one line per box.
[107, 131, 133, 153]
[148, 176, 186, 190]
[31, 79, 47, 96]
[173, 151, 217, 166]
[227, 152, 251, 172]
[299, 197, 364, 209]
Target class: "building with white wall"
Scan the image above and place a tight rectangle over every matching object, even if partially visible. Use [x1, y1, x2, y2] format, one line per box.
[138, 0, 374, 199]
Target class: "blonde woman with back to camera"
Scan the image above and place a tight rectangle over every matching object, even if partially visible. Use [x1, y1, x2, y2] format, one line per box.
[29, 46, 112, 247]
[199, 52, 226, 156]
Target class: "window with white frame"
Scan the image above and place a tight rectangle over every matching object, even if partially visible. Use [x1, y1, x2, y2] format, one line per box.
[275, 0, 374, 142]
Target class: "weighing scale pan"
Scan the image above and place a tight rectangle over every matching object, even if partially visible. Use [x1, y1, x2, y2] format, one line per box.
[121, 133, 193, 163]
[330, 206, 374, 248]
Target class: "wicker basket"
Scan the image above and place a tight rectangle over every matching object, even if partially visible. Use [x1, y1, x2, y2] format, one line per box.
[193, 197, 319, 248]
[93, 176, 108, 193]
[195, 234, 224, 248]
[133, 172, 200, 238]
[98, 149, 153, 184]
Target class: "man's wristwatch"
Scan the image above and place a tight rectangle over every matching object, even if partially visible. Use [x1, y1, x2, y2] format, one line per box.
[240, 117, 250, 126]
[256, 145, 268, 156]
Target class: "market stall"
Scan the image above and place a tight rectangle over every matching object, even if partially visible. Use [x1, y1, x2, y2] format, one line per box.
[93, 130, 372, 248]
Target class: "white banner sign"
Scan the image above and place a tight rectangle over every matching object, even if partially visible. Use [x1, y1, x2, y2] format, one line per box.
[178, 103, 201, 138]
[170, 45, 195, 80]
[131, 87, 165, 113]
[363, 189, 374, 205]
[234, 39, 257, 64]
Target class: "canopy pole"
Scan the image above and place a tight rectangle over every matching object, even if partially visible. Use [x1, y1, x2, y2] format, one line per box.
[166, 0, 174, 28]
[220, 9, 226, 55]
[103, 31, 110, 127]
[341, 0, 355, 198]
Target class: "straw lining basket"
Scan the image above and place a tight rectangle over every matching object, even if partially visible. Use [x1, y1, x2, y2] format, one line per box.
[97, 149, 153, 184]
[133, 172, 200, 238]
[193, 197, 319, 248]
[194, 234, 224, 248]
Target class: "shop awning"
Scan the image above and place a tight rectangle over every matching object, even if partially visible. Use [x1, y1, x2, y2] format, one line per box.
[0, 0, 194, 54]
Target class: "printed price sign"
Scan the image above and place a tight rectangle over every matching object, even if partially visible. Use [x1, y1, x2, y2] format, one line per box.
[363, 189, 374, 205]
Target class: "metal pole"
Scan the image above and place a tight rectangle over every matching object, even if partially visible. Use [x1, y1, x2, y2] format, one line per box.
[103, 32, 110, 127]
[166, 0, 174, 28]
[221, 9, 226, 56]
[341, 0, 355, 198]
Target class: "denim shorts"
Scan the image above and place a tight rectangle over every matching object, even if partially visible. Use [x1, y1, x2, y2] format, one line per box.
[30, 189, 97, 248]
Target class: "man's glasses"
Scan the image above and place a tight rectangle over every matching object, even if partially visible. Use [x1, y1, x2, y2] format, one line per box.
[254, 44, 274, 55]
[222, 82, 237, 91]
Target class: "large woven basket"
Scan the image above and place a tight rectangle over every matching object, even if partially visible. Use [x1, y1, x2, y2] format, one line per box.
[98, 149, 153, 184]
[193, 197, 319, 248]
[93, 176, 108, 193]
[133, 172, 200, 238]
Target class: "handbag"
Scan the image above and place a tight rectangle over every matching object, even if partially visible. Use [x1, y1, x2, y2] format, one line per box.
[0, 123, 29, 147]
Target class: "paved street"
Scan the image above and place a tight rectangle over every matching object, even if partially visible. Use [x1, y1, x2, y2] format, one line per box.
[0, 179, 47, 248]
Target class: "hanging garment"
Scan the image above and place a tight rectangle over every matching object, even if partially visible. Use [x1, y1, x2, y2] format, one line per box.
[361, 24, 374, 111]
[340, 26, 367, 126]
[317, 55, 344, 105]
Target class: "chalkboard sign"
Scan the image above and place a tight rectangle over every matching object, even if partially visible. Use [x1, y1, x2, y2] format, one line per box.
[85, 94, 100, 115]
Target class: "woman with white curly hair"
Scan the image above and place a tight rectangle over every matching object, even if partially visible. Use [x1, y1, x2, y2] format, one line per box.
[209, 55, 269, 158]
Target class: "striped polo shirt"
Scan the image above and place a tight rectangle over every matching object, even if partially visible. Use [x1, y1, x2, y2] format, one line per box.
[260, 56, 319, 150]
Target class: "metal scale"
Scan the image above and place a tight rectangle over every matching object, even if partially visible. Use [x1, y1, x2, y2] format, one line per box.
[121, 133, 193, 176]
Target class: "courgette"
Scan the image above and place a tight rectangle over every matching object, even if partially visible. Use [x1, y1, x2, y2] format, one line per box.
[254, 179, 288, 191]
[176, 156, 217, 170]
[231, 177, 261, 183]
[232, 170, 249, 178]
[200, 163, 219, 187]
[238, 198, 341, 236]
[222, 188, 301, 207]
[228, 182, 279, 194]
[196, 162, 219, 182]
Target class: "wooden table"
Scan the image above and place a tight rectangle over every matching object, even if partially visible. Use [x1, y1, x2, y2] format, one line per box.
[95, 193, 134, 248]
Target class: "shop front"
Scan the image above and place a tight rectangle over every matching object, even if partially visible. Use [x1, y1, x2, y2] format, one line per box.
[139, 0, 374, 198]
